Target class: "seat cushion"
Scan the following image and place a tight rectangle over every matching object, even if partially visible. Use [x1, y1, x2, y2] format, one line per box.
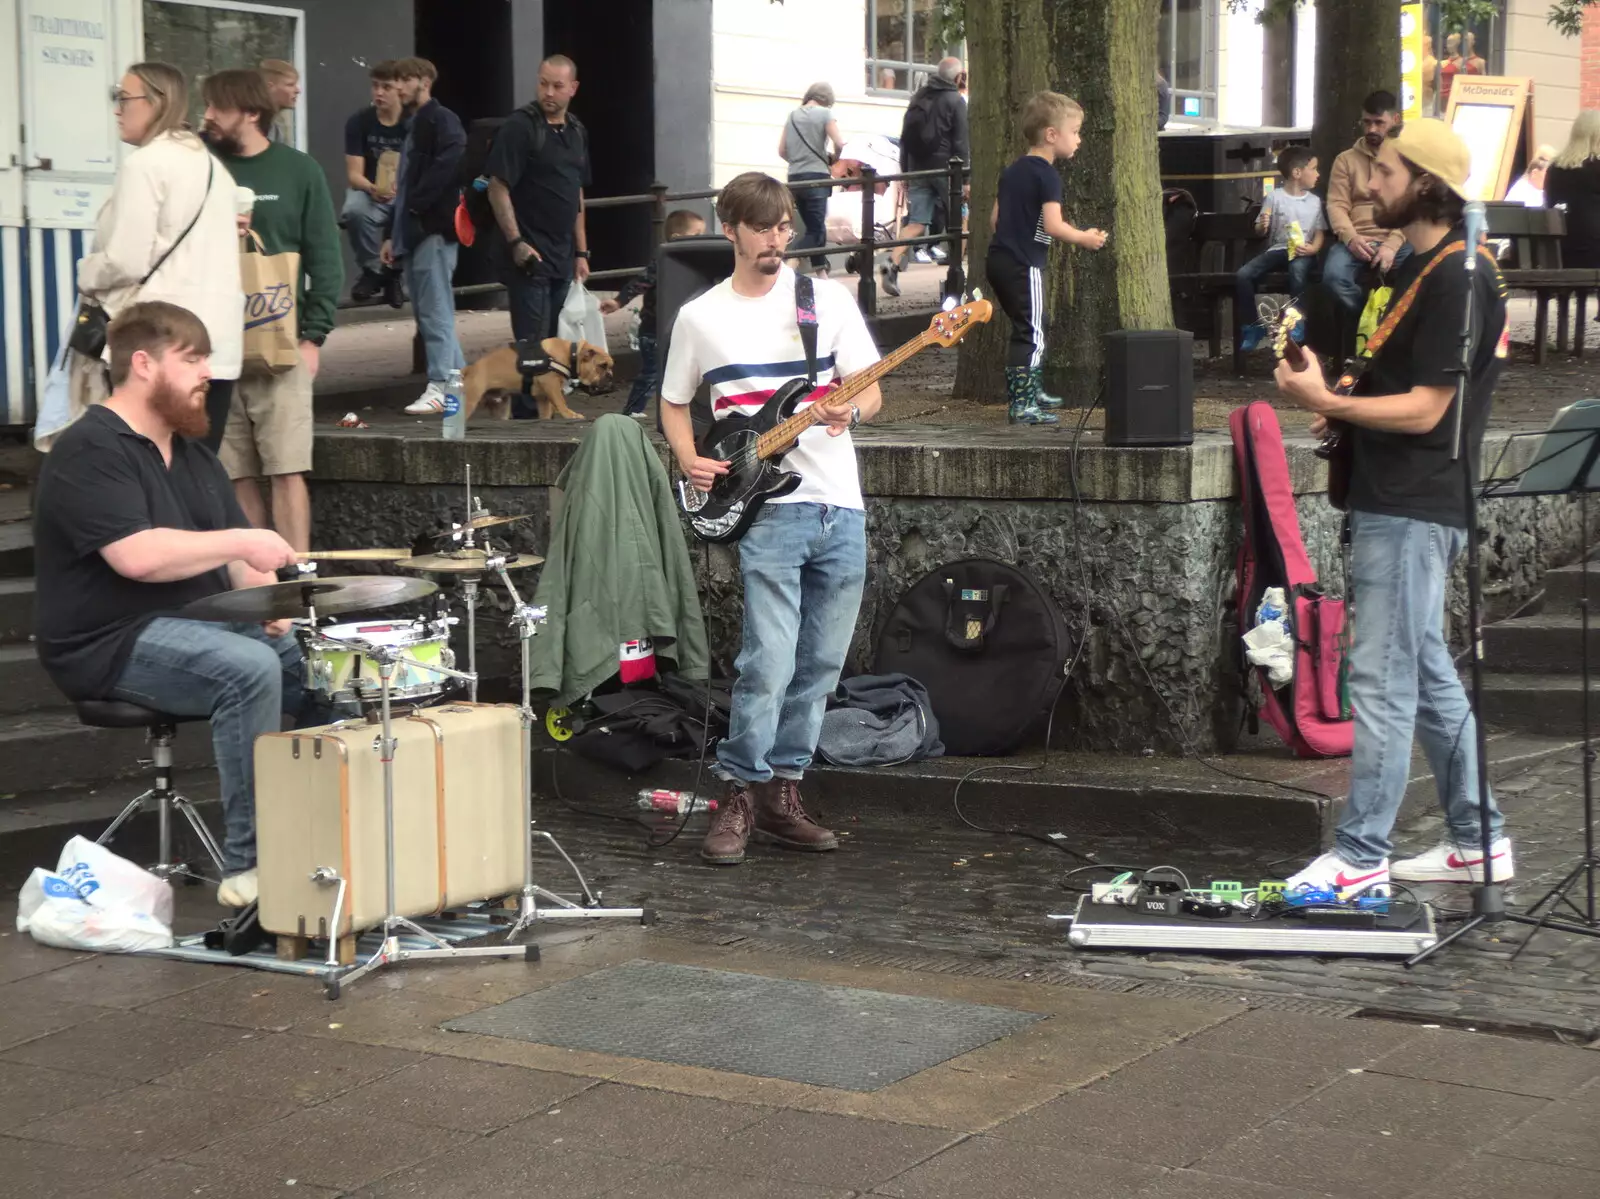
[75, 700, 196, 729]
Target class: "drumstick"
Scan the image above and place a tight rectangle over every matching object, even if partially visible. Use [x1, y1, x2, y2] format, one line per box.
[296, 549, 413, 562]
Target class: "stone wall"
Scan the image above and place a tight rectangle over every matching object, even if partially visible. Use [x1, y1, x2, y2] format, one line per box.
[310, 428, 1584, 752]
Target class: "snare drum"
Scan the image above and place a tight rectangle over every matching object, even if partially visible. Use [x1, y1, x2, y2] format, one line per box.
[309, 618, 454, 710]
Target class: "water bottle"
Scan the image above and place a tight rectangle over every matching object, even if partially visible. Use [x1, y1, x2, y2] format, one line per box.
[442, 368, 466, 441]
[635, 789, 716, 816]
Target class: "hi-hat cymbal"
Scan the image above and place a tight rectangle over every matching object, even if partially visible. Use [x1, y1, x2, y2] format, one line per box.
[181, 576, 439, 623]
[399, 549, 545, 575]
[298, 548, 413, 561]
[437, 513, 532, 540]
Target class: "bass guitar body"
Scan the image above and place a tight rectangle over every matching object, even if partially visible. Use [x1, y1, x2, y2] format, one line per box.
[681, 378, 815, 544]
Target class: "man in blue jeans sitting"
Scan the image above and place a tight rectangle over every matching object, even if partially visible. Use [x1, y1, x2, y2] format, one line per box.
[1275, 120, 1514, 899]
[1324, 91, 1411, 317]
[32, 303, 306, 909]
[659, 172, 883, 866]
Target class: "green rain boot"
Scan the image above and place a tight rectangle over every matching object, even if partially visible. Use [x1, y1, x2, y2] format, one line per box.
[1031, 369, 1065, 410]
[1007, 366, 1059, 426]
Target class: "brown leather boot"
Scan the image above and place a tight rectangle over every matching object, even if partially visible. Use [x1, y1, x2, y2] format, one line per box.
[701, 781, 755, 865]
[752, 779, 838, 852]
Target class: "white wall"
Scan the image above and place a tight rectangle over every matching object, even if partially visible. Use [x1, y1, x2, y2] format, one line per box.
[1293, 2, 1316, 129]
[1216, 3, 1264, 129]
[1503, 0, 1581, 153]
[711, 0, 907, 185]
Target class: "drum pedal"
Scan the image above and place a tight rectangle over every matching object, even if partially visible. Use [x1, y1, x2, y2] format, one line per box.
[203, 899, 270, 957]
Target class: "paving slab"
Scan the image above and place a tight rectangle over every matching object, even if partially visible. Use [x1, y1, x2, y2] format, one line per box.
[1278, 1070, 1549, 1149]
[715, 1108, 958, 1191]
[0, 929, 88, 986]
[1365, 1026, 1600, 1098]
[139, 969, 352, 1031]
[0, 995, 105, 1053]
[792, 1062, 1066, 1132]
[1085, 1045, 1343, 1114]
[871, 1135, 1167, 1199]
[1484, 1097, 1600, 1173]
[1178, 1009, 1427, 1068]
[1406, 1154, 1600, 1199]
[1192, 1121, 1468, 1195]
[184, 1107, 468, 1193]
[7, 1080, 296, 1158]
[601, 1163, 855, 1199]
[0, 1133, 156, 1199]
[1134, 1172, 1336, 1199]
[154, 1031, 424, 1106]
[0, 953, 218, 1011]
[0, 1059, 134, 1133]
[989, 1087, 1268, 1169]
[320, 1055, 597, 1133]
[518, 1081, 775, 1165]
[118, 1159, 343, 1198]
[351, 1140, 654, 1199]
[0, 1010, 253, 1082]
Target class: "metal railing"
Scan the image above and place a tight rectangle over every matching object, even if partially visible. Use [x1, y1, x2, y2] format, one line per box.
[345, 158, 973, 325]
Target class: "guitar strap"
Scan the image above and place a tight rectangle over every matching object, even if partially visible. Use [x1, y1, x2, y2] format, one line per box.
[795, 272, 819, 387]
[1337, 240, 1495, 389]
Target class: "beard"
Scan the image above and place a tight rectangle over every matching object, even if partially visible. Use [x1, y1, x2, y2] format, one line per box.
[151, 376, 211, 441]
[755, 251, 783, 276]
[1371, 185, 1421, 230]
[203, 122, 244, 157]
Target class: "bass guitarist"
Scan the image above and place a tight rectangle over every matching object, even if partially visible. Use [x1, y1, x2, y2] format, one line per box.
[660, 171, 883, 866]
[1274, 119, 1513, 899]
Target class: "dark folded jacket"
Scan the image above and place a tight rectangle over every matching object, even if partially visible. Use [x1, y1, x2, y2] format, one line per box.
[818, 673, 944, 767]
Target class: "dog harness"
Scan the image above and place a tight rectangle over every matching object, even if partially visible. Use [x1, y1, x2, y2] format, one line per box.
[512, 338, 577, 395]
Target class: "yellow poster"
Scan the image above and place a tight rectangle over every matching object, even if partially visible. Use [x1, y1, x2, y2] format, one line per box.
[1400, 4, 1424, 121]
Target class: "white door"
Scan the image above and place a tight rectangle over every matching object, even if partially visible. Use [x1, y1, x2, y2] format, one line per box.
[1, 0, 25, 419]
[20, 0, 122, 226]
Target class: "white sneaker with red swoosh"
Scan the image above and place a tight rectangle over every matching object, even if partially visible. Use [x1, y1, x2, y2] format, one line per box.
[1284, 851, 1391, 901]
[1391, 837, 1514, 884]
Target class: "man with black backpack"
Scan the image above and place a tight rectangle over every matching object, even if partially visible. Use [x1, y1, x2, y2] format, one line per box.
[484, 55, 592, 344]
[883, 56, 969, 298]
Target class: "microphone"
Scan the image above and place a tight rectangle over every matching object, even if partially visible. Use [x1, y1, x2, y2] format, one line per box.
[1463, 200, 1486, 272]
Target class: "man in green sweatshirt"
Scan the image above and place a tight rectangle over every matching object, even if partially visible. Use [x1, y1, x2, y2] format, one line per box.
[202, 68, 342, 551]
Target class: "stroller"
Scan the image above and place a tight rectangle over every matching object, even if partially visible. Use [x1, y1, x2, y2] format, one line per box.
[827, 134, 904, 275]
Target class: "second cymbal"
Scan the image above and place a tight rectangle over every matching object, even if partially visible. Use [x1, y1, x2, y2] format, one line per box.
[437, 513, 532, 540]
[400, 549, 545, 574]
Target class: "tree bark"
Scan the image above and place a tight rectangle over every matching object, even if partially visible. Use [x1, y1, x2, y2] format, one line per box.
[1044, 0, 1172, 408]
[1311, 0, 1400, 187]
[953, 0, 1052, 398]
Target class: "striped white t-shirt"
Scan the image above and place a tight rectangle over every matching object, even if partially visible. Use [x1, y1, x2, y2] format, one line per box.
[661, 265, 881, 510]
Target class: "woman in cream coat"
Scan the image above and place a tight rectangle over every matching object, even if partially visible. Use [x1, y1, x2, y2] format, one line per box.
[54, 62, 242, 450]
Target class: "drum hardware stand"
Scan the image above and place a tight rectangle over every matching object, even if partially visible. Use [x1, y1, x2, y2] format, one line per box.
[496, 561, 655, 936]
[97, 727, 226, 885]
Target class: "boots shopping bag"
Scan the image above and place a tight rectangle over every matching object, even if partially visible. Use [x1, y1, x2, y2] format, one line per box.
[240, 230, 301, 372]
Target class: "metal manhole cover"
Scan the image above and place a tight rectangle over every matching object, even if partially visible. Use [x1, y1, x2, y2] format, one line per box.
[442, 959, 1044, 1091]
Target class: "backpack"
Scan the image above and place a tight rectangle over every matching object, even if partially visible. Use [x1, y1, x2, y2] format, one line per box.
[1229, 401, 1353, 758]
[872, 559, 1072, 756]
[900, 88, 944, 166]
[459, 105, 589, 239]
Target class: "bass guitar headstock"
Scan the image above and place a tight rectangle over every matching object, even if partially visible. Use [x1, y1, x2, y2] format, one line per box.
[928, 292, 994, 347]
[1258, 297, 1307, 370]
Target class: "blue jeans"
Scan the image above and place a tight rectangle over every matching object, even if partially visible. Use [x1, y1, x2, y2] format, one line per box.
[789, 172, 831, 270]
[717, 503, 867, 783]
[624, 332, 657, 415]
[1337, 510, 1504, 867]
[341, 190, 391, 277]
[1235, 247, 1314, 322]
[505, 263, 572, 344]
[1323, 240, 1412, 313]
[402, 234, 465, 384]
[111, 618, 308, 874]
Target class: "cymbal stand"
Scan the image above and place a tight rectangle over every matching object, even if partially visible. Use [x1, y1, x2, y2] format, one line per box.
[458, 565, 483, 703]
[495, 561, 655, 935]
[309, 634, 536, 999]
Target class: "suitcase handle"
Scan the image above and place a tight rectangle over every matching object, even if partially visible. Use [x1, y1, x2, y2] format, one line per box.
[943, 581, 1008, 651]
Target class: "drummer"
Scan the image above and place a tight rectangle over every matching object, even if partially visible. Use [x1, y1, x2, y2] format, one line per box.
[33, 302, 309, 909]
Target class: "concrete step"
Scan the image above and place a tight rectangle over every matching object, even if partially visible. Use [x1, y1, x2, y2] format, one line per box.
[0, 642, 57, 715]
[1482, 611, 1600, 673]
[0, 577, 32, 644]
[0, 518, 31, 579]
[1543, 561, 1600, 616]
[0, 708, 215, 795]
[1478, 672, 1598, 737]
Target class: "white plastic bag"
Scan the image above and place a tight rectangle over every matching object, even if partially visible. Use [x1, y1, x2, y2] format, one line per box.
[31, 307, 80, 451]
[557, 281, 608, 362]
[16, 836, 174, 953]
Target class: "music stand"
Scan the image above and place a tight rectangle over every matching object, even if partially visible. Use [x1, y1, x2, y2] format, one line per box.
[1480, 407, 1600, 954]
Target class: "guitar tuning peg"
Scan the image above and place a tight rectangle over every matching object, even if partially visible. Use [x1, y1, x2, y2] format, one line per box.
[941, 295, 958, 312]
[971, 288, 983, 301]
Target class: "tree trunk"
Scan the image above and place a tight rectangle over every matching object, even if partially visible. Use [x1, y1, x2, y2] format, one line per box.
[1312, 0, 1400, 186]
[953, 0, 1052, 399]
[1044, 0, 1172, 409]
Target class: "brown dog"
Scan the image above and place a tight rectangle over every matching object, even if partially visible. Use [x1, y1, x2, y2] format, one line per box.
[462, 338, 615, 421]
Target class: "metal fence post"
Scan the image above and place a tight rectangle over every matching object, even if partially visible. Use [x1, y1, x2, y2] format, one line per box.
[859, 167, 878, 316]
[944, 156, 966, 301]
[650, 182, 668, 247]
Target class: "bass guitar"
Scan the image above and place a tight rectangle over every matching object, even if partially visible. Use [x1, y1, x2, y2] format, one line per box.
[1261, 298, 1361, 511]
[679, 297, 992, 543]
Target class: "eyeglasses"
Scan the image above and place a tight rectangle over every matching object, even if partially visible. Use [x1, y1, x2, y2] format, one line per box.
[111, 90, 153, 109]
[747, 221, 796, 242]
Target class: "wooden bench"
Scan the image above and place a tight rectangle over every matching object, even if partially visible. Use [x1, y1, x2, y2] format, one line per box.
[1169, 212, 1292, 376]
[1487, 203, 1600, 363]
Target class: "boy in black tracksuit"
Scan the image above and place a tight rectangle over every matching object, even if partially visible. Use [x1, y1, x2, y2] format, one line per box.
[986, 91, 1107, 425]
[601, 209, 705, 416]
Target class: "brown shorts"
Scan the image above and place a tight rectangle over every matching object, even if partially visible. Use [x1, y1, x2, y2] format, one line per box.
[219, 358, 313, 479]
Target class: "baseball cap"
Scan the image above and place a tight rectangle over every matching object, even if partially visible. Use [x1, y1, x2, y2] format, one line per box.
[1390, 118, 1472, 199]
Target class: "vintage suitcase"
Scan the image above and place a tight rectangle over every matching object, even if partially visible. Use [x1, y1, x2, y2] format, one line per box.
[256, 717, 445, 939]
[403, 703, 525, 908]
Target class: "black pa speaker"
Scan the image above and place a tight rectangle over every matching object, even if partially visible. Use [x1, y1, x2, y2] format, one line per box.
[1103, 330, 1194, 447]
[655, 235, 734, 440]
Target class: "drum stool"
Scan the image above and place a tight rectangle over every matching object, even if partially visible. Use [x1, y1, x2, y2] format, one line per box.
[79, 701, 226, 883]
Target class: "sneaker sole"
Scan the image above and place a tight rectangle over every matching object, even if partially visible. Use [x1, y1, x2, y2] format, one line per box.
[1391, 867, 1515, 884]
[751, 828, 838, 852]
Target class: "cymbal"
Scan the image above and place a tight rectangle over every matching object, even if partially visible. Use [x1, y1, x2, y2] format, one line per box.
[437, 513, 532, 539]
[399, 549, 545, 575]
[298, 548, 413, 561]
[181, 576, 439, 622]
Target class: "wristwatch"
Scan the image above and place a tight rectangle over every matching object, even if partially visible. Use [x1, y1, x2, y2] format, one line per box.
[304, 334, 326, 348]
[848, 403, 862, 429]
[575, 250, 591, 260]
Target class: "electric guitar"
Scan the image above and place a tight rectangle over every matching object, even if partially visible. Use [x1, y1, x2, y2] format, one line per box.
[1262, 299, 1360, 511]
[679, 298, 992, 543]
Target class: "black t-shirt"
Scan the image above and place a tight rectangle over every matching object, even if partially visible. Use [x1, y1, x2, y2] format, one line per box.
[483, 109, 591, 272]
[992, 154, 1062, 270]
[343, 107, 411, 188]
[1350, 228, 1508, 527]
[33, 406, 249, 700]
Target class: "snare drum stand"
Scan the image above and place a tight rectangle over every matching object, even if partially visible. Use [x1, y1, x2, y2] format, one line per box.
[496, 559, 655, 936]
[314, 635, 539, 999]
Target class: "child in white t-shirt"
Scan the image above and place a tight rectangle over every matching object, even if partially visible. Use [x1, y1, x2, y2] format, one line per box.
[1238, 146, 1327, 352]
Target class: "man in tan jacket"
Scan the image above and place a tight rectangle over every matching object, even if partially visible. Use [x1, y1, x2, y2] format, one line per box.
[1323, 90, 1409, 313]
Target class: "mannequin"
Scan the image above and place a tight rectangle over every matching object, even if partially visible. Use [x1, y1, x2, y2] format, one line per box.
[1463, 31, 1487, 76]
[1421, 33, 1438, 116]
[1440, 32, 1462, 109]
